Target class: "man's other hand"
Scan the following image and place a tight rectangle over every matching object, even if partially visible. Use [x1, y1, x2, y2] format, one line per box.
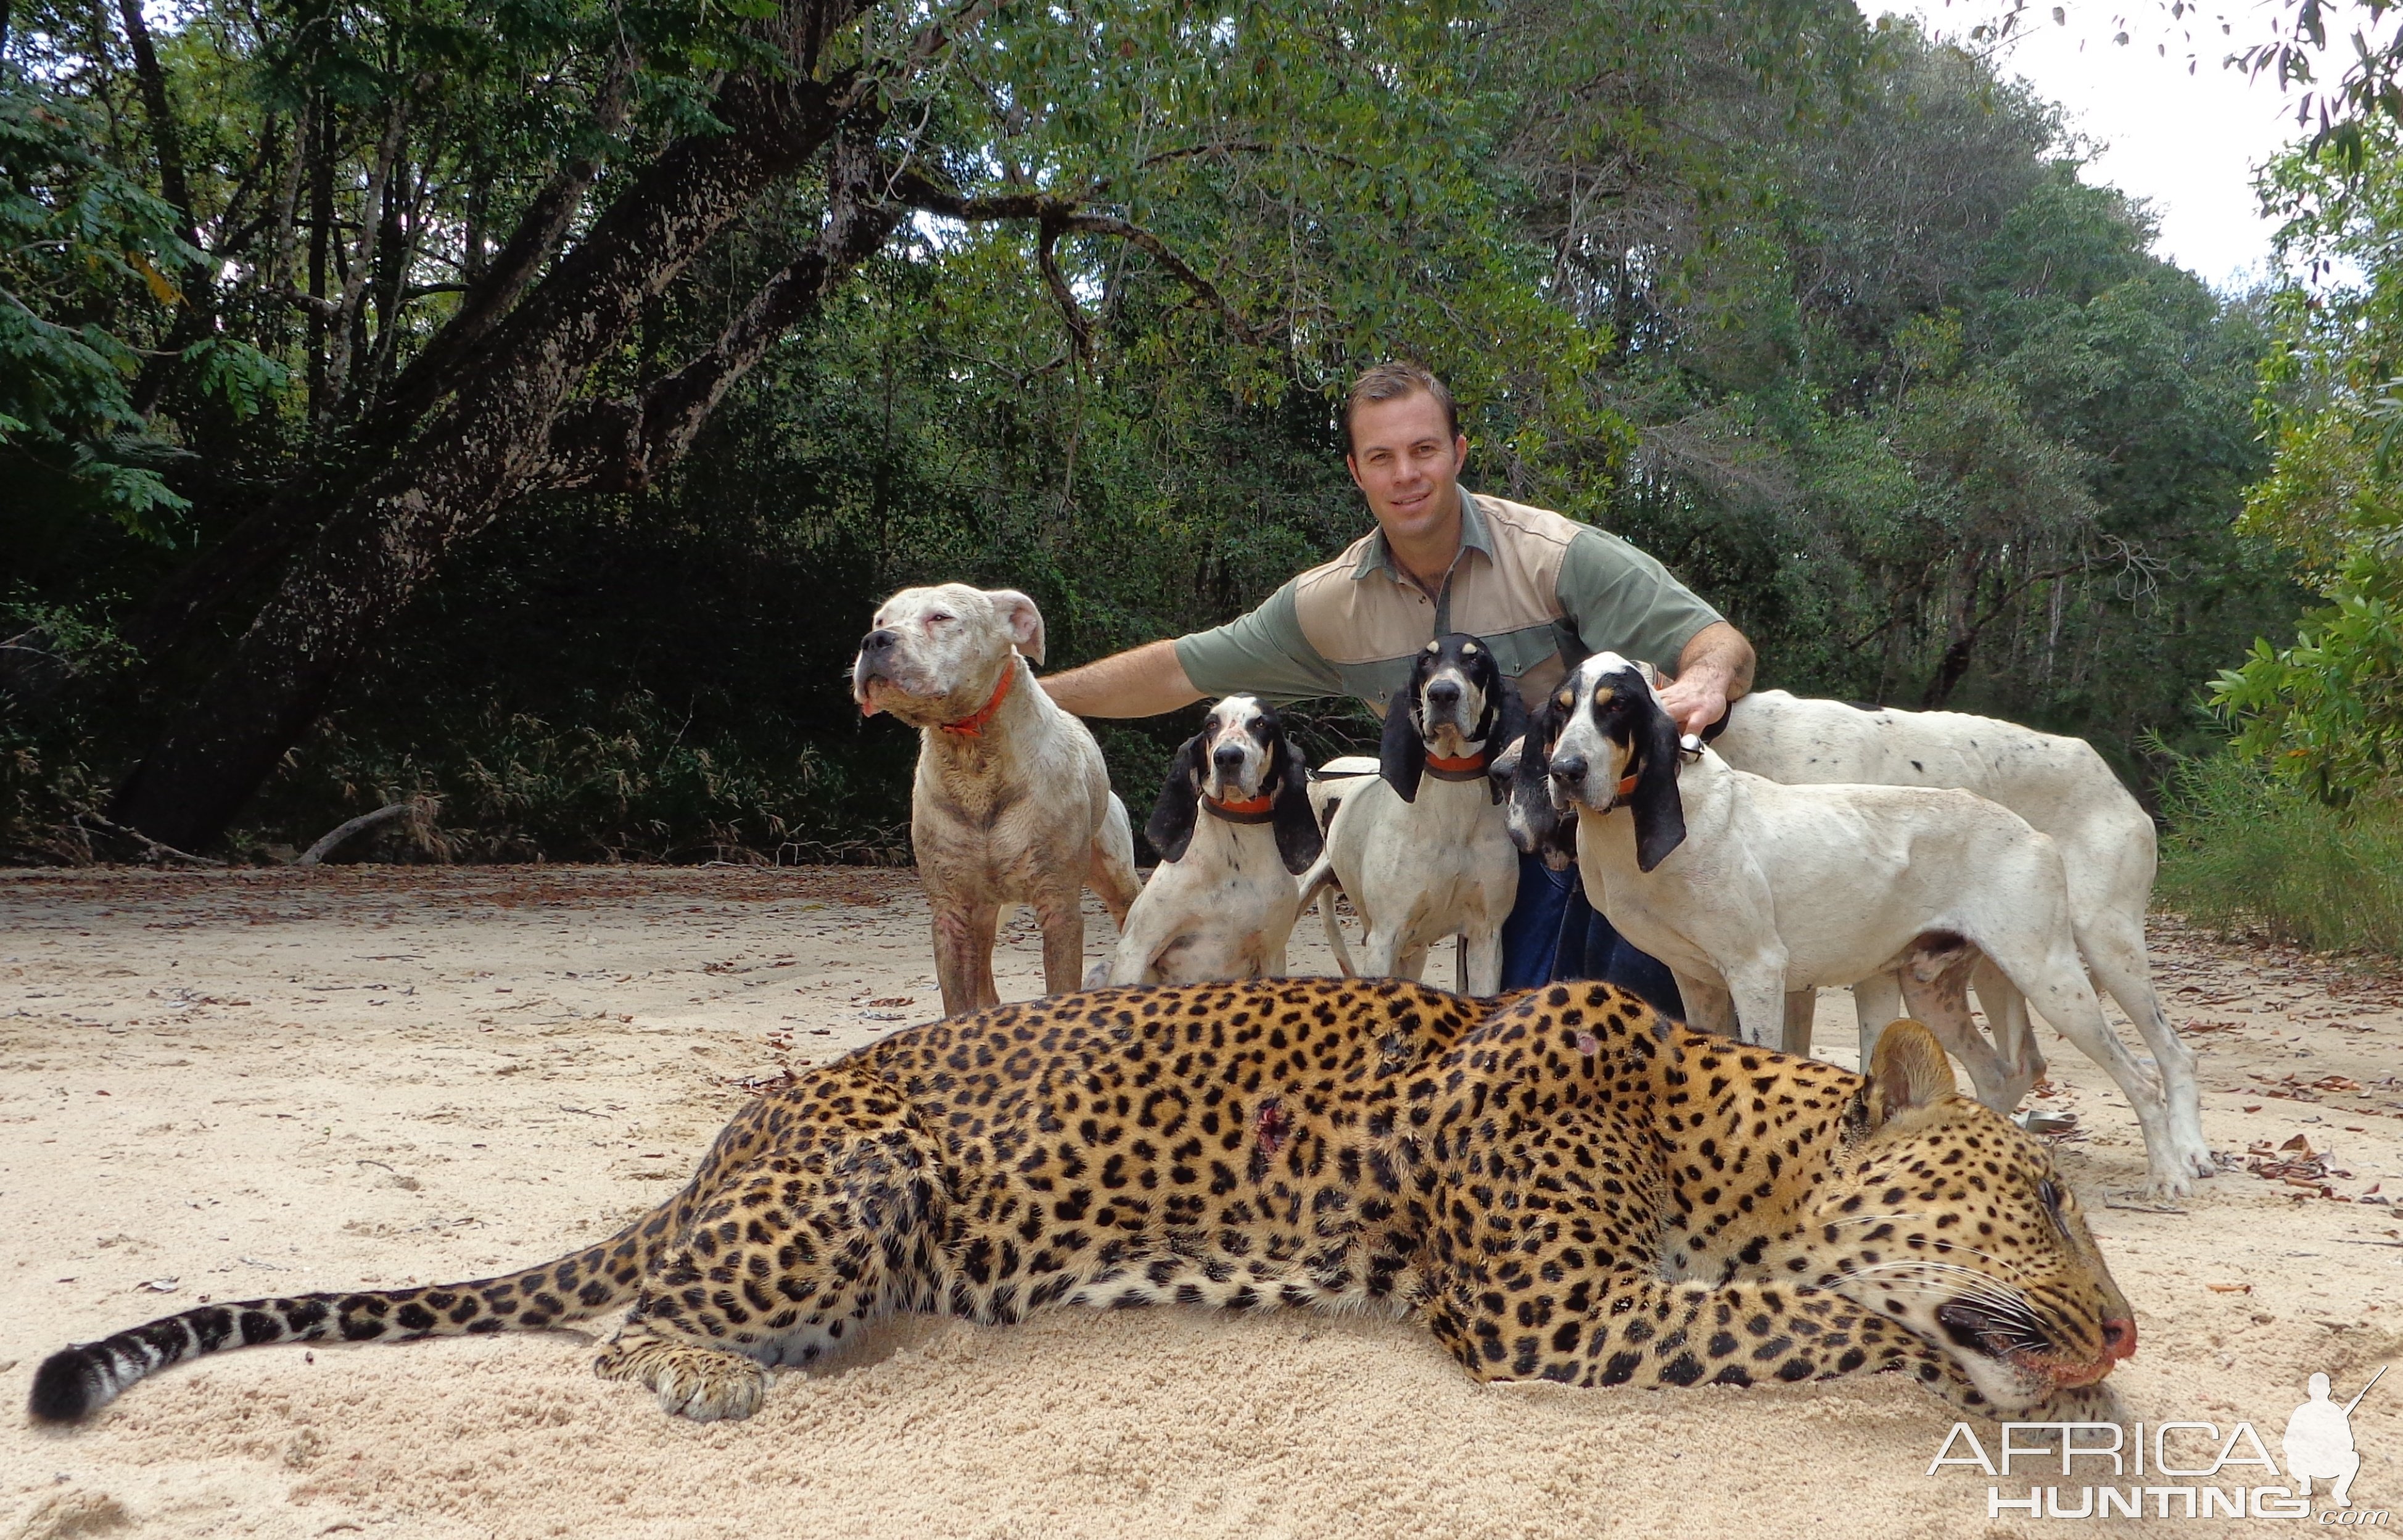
[1657, 620, 1756, 739]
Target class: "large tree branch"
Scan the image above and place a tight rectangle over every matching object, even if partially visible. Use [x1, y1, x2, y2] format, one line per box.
[384, 59, 636, 419]
[112, 35, 884, 851]
[889, 168, 1267, 346]
[539, 134, 905, 493]
[319, 90, 414, 419]
[114, 0, 197, 249]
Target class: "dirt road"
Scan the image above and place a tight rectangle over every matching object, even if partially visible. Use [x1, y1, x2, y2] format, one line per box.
[2, 867, 2398, 1538]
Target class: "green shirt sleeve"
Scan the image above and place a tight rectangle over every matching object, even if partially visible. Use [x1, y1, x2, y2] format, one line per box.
[1173, 580, 1346, 704]
[1553, 527, 1724, 672]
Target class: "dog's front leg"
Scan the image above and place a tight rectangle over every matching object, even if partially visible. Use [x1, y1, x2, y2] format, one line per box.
[1851, 973, 1903, 1066]
[931, 902, 1001, 1015]
[1722, 955, 1789, 1049]
[1672, 970, 1739, 1038]
[1461, 928, 1503, 997]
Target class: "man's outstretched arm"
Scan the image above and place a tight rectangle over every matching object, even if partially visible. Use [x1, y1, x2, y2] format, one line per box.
[1041, 640, 1205, 719]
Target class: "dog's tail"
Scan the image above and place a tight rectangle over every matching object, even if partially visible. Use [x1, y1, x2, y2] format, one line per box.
[28, 1200, 678, 1424]
[1317, 891, 1358, 976]
[1294, 854, 1357, 977]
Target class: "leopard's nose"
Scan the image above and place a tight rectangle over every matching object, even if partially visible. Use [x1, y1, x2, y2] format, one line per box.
[2100, 1317, 2137, 1361]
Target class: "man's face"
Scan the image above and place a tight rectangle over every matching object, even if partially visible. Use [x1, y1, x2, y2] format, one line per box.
[1346, 390, 1468, 548]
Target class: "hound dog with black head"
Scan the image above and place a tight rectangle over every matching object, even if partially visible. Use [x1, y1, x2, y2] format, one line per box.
[1097, 695, 1322, 985]
[1296, 633, 1523, 995]
[1505, 652, 2198, 1198]
[854, 583, 1141, 1015]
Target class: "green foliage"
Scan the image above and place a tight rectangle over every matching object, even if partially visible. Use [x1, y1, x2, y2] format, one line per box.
[2212, 551, 2403, 801]
[0, 84, 194, 530]
[2157, 749, 2403, 958]
[0, 0, 2300, 859]
[2210, 122, 2403, 800]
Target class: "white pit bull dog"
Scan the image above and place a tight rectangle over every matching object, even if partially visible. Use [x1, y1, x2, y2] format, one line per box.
[852, 584, 1140, 1015]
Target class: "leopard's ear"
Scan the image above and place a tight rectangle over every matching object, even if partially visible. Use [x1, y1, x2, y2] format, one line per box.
[1866, 1019, 1956, 1122]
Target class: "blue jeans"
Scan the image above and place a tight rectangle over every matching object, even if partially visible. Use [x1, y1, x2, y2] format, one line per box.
[1498, 852, 1685, 1019]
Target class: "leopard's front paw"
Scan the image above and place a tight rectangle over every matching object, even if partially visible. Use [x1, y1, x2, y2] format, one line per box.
[2027, 1379, 2124, 1424]
[594, 1328, 770, 1422]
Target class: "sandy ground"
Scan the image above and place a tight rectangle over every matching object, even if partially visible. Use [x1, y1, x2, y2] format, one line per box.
[1, 866, 2399, 1539]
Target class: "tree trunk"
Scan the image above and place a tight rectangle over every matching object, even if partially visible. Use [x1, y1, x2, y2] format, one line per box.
[110, 64, 867, 851]
[114, 0, 197, 245]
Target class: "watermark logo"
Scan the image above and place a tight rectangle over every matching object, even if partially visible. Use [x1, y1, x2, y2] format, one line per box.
[2288, 1370, 2370, 1510]
[1927, 1367, 2385, 1521]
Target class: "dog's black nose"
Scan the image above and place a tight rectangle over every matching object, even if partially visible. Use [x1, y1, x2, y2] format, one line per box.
[1213, 744, 1247, 773]
[1551, 753, 1588, 786]
[1425, 680, 1461, 709]
[862, 628, 896, 653]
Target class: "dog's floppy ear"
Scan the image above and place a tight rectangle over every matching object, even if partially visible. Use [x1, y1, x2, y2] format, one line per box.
[1628, 680, 1688, 873]
[1378, 678, 1426, 804]
[1267, 738, 1322, 875]
[1145, 733, 1205, 863]
[1506, 691, 1573, 868]
[1485, 680, 1528, 805]
[986, 589, 1047, 665]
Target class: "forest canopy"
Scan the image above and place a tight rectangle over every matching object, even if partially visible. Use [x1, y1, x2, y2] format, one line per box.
[0, 0, 2315, 863]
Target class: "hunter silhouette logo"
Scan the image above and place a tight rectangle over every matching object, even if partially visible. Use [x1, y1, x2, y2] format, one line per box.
[1927, 1365, 2386, 1520]
[2286, 1367, 2381, 1510]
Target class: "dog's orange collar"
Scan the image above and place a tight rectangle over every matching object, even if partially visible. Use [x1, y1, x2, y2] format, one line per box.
[1203, 791, 1277, 823]
[936, 664, 1016, 738]
[1615, 772, 1638, 800]
[1424, 749, 1487, 775]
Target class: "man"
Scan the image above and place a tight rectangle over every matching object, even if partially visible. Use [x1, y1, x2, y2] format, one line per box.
[1042, 361, 1754, 996]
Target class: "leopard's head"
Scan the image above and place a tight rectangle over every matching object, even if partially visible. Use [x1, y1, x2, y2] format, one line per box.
[1770, 1019, 2135, 1412]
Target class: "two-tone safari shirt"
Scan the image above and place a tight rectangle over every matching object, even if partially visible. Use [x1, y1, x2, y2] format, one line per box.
[1174, 492, 1722, 717]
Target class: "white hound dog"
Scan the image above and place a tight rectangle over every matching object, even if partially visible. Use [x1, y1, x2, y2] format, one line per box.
[1298, 634, 1522, 995]
[1508, 653, 2195, 1198]
[1711, 690, 2209, 1187]
[1100, 696, 1322, 984]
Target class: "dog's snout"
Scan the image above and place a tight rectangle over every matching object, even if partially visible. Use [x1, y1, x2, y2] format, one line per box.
[1551, 753, 1589, 786]
[862, 628, 897, 654]
[1212, 743, 1247, 773]
[1425, 679, 1461, 710]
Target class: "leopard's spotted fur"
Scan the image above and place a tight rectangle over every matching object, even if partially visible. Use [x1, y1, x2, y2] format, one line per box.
[31, 978, 2133, 1425]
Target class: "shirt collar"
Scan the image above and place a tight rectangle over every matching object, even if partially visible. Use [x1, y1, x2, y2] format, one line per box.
[1353, 488, 1493, 582]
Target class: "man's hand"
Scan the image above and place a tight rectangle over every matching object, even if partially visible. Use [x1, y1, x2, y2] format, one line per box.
[1655, 620, 1756, 739]
[1039, 639, 1204, 719]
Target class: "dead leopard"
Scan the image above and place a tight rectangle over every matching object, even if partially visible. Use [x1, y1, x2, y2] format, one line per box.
[31, 978, 2133, 1425]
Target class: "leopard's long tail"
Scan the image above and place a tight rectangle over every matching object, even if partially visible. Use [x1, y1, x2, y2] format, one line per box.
[29, 1201, 675, 1424]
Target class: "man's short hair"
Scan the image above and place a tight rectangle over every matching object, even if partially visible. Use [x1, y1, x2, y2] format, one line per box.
[1345, 362, 1459, 452]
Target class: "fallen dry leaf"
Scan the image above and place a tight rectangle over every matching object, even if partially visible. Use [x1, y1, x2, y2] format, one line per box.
[2209, 1282, 2253, 1293]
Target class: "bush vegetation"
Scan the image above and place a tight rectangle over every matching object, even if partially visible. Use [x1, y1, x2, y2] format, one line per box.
[2157, 752, 2403, 958]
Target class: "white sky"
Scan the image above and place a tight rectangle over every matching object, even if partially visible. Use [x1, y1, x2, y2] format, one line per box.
[1867, 1, 2305, 289]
